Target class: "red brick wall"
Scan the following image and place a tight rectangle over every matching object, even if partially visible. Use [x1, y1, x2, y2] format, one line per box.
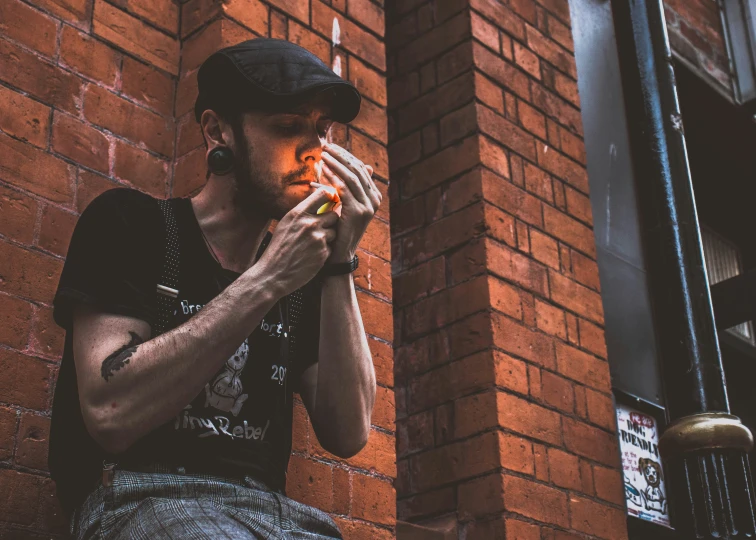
[0, 0, 394, 538]
[387, 0, 628, 538]
[664, 0, 732, 97]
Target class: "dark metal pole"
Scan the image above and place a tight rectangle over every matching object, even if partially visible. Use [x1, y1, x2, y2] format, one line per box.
[610, 0, 756, 537]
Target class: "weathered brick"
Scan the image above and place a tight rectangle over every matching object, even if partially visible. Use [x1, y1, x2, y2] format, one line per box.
[555, 342, 610, 392]
[401, 199, 485, 267]
[268, 0, 309, 24]
[181, 0, 221, 38]
[313, 1, 385, 70]
[486, 238, 549, 296]
[526, 24, 576, 79]
[60, 25, 119, 87]
[351, 129, 389, 181]
[470, 0, 526, 41]
[0, 131, 75, 203]
[354, 250, 392, 301]
[335, 518, 393, 540]
[122, 57, 175, 117]
[358, 291, 393, 341]
[0, 240, 63, 303]
[484, 203, 517, 247]
[585, 388, 615, 431]
[494, 350, 529, 395]
[397, 410, 434, 458]
[514, 41, 541, 80]
[478, 102, 537, 161]
[349, 56, 387, 107]
[569, 495, 628, 540]
[77, 171, 119, 213]
[408, 350, 495, 413]
[38, 204, 77, 258]
[396, 72, 476, 137]
[550, 270, 604, 324]
[16, 412, 50, 470]
[479, 135, 511, 180]
[481, 168, 543, 227]
[395, 331, 450, 381]
[397, 486, 455, 521]
[368, 339, 394, 387]
[544, 206, 595, 259]
[563, 417, 618, 466]
[578, 318, 607, 358]
[93, 0, 179, 74]
[0, 349, 54, 410]
[473, 42, 530, 100]
[0, 293, 33, 349]
[176, 71, 199, 118]
[352, 97, 388, 144]
[503, 474, 569, 527]
[535, 299, 566, 339]
[0, 86, 49, 149]
[540, 370, 573, 413]
[532, 85, 583, 136]
[84, 85, 174, 157]
[0, 37, 83, 115]
[0, 185, 38, 245]
[0, 469, 45, 525]
[571, 250, 600, 291]
[548, 447, 580, 490]
[393, 257, 445, 308]
[0, 0, 59, 58]
[496, 390, 561, 444]
[52, 112, 110, 173]
[286, 455, 333, 511]
[475, 72, 504, 114]
[110, 0, 178, 35]
[505, 519, 541, 540]
[593, 466, 624, 506]
[458, 472, 506, 519]
[223, 0, 269, 36]
[537, 145, 587, 197]
[529, 229, 559, 270]
[33, 0, 91, 27]
[351, 475, 395, 525]
[0, 406, 17, 460]
[29, 304, 65, 359]
[348, 0, 384, 36]
[397, 12, 470, 76]
[114, 140, 169, 197]
[410, 432, 523, 491]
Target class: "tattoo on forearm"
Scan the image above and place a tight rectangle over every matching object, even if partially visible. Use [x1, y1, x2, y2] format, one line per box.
[101, 331, 144, 381]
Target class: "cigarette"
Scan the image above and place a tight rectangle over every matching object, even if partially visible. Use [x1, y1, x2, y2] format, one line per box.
[309, 182, 338, 199]
[314, 160, 324, 181]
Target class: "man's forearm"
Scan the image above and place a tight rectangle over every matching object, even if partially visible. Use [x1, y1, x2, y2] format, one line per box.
[313, 273, 376, 456]
[86, 266, 282, 454]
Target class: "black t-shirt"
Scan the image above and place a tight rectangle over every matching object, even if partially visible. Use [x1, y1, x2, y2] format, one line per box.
[49, 188, 320, 512]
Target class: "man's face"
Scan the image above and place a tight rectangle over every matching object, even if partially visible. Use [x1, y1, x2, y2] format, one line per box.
[230, 95, 334, 220]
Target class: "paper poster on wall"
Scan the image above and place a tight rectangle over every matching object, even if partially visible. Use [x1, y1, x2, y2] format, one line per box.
[616, 403, 671, 528]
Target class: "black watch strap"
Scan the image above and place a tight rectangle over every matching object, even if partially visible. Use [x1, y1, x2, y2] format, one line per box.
[320, 255, 359, 276]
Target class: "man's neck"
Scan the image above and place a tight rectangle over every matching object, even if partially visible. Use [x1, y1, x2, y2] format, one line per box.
[190, 174, 271, 273]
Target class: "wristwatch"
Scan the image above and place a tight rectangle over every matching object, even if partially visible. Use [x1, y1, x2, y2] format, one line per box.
[319, 255, 359, 277]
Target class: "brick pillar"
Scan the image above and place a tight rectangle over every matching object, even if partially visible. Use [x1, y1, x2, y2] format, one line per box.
[387, 1, 628, 538]
[0, 0, 395, 537]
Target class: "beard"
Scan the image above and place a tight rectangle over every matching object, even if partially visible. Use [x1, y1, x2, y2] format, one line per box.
[231, 122, 291, 221]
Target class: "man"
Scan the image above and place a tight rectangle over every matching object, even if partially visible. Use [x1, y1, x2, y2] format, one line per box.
[48, 38, 380, 539]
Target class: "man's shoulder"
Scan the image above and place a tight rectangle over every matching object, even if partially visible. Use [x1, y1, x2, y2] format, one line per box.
[83, 187, 160, 216]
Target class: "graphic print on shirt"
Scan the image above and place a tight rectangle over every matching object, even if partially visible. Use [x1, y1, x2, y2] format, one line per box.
[204, 339, 249, 416]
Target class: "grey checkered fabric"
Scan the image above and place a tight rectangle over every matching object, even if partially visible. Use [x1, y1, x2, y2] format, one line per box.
[70, 468, 342, 539]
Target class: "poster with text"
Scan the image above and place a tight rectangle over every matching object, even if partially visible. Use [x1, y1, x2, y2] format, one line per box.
[616, 403, 671, 528]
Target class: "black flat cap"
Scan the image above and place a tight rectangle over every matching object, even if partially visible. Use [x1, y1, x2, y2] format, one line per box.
[194, 38, 361, 124]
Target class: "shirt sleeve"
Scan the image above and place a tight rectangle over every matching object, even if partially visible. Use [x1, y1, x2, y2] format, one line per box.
[53, 188, 162, 331]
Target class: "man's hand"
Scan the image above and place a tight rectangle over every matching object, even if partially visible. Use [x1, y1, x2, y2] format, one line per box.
[320, 142, 382, 263]
[256, 187, 339, 295]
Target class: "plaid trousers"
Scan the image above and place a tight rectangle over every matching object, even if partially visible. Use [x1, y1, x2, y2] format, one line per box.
[70, 466, 342, 539]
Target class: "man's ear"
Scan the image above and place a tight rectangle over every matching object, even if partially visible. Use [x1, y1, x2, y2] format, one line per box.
[200, 109, 234, 149]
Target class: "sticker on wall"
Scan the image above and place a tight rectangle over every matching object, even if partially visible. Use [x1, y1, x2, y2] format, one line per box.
[616, 403, 671, 528]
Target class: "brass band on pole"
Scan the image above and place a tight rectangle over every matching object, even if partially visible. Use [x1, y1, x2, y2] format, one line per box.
[659, 413, 754, 456]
